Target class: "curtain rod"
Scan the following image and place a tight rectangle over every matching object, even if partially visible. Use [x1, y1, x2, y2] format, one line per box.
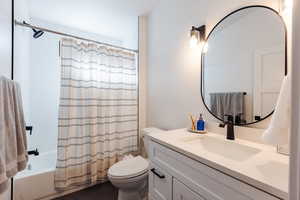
[15, 20, 138, 53]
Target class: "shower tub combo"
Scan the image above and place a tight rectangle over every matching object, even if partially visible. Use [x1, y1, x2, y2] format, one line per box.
[15, 151, 87, 200]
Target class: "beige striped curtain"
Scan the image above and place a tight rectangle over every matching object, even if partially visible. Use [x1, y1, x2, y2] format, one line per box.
[54, 38, 138, 190]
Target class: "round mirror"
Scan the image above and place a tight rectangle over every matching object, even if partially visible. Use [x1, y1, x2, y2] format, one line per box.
[201, 6, 287, 125]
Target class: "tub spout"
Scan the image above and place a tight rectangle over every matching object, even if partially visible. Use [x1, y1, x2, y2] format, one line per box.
[28, 149, 39, 156]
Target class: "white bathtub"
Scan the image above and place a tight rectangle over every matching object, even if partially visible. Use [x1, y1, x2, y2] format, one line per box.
[16, 151, 57, 179]
[14, 151, 94, 200]
[15, 151, 59, 200]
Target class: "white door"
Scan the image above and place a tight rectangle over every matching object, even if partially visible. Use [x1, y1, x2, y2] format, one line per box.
[149, 164, 172, 200]
[173, 178, 205, 200]
[253, 46, 285, 121]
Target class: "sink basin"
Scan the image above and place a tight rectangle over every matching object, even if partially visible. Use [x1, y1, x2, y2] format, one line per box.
[181, 135, 261, 162]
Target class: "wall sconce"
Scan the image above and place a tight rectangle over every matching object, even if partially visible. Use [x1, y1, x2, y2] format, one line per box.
[190, 25, 206, 48]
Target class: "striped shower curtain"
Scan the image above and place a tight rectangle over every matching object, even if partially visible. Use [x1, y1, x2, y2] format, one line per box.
[54, 38, 138, 190]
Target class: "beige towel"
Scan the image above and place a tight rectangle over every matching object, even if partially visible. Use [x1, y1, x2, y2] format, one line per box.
[0, 76, 28, 194]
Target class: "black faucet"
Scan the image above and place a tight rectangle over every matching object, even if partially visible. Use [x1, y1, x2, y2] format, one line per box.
[224, 115, 235, 140]
[28, 148, 39, 156]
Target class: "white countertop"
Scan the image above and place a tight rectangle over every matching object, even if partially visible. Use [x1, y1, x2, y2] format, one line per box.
[148, 129, 289, 199]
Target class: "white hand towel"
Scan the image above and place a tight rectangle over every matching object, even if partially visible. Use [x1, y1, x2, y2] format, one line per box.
[0, 76, 28, 194]
[262, 74, 291, 145]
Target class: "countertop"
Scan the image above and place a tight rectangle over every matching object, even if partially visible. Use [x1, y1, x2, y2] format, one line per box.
[148, 129, 289, 200]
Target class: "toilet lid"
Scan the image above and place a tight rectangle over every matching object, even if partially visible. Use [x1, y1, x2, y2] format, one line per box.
[108, 156, 149, 179]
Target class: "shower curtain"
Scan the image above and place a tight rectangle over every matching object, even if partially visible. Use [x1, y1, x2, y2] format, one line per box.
[55, 38, 138, 190]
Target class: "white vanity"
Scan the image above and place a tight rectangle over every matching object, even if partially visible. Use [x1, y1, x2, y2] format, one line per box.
[147, 129, 288, 200]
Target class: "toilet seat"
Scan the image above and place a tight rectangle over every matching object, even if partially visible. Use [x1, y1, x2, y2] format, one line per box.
[108, 156, 149, 179]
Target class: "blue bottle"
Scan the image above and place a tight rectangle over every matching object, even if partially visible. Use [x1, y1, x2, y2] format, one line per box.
[197, 114, 205, 131]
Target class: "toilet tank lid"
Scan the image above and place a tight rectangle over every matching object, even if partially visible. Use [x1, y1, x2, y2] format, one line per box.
[108, 156, 149, 178]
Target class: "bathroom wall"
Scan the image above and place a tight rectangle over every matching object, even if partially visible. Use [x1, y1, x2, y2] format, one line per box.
[290, 0, 300, 197]
[27, 0, 143, 50]
[0, 0, 12, 79]
[14, 0, 31, 130]
[146, 0, 283, 130]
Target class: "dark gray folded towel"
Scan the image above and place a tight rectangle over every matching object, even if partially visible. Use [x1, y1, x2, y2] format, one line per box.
[210, 92, 245, 123]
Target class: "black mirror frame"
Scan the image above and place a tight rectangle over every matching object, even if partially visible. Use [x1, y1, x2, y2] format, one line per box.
[200, 5, 288, 126]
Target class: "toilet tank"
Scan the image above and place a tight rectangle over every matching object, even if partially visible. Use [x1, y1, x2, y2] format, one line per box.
[142, 127, 164, 156]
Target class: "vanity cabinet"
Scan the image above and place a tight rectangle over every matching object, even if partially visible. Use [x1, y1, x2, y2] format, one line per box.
[148, 140, 281, 200]
[149, 165, 172, 200]
[173, 179, 205, 200]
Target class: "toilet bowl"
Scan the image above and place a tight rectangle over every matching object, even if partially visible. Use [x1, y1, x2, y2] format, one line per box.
[108, 127, 163, 200]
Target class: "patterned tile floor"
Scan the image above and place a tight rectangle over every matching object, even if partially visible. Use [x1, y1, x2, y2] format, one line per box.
[53, 182, 118, 200]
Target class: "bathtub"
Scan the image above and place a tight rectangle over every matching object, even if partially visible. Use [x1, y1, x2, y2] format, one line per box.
[16, 151, 57, 179]
[14, 151, 96, 200]
[15, 151, 59, 200]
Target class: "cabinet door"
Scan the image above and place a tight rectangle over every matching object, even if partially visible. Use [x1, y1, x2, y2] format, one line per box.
[150, 141, 280, 200]
[173, 178, 205, 200]
[149, 164, 172, 200]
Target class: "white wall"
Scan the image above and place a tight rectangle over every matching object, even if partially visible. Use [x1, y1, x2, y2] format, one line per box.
[146, 0, 283, 130]
[28, 0, 141, 50]
[290, 0, 300, 198]
[0, 0, 12, 78]
[14, 0, 31, 129]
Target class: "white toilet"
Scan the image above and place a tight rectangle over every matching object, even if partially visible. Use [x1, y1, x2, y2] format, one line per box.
[108, 128, 163, 200]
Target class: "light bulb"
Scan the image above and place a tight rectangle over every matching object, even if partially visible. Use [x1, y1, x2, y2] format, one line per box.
[190, 35, 198, 48]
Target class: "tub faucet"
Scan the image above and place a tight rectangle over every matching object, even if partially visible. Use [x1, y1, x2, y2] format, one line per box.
[28, 148, 39, 156]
